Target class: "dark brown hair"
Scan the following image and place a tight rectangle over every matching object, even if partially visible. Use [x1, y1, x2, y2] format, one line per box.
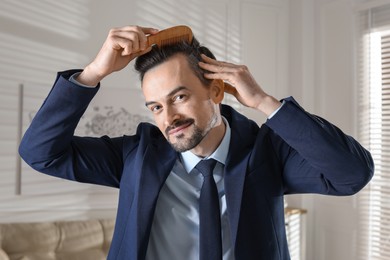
[134, 37, 216, 86]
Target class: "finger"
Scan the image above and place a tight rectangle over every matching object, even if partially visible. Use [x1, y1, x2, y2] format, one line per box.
[223, 82, 238, 95]
[204, 72, 238, 97]
[111, 30, 142, 53]
[199, 55, 237, 72]
[201, 54, 219, 64]
[201, 54, 236, 68]
[199, 61, 236, 73]
[130, 33, 140, 52]
[140, 26, 159, 35]
[115, 26, 158, 51]
[121, 43, 133, 56]
[203, 72, 237, 88]
[117, 25, 159, 35]
[109, 36, 134, 56]
[129, 46, 153, 60]
[128, 26, 159, 50]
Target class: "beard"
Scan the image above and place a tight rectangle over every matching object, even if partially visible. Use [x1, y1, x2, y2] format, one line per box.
[165, 108, 218, 153]
[167, 122, 204, 152]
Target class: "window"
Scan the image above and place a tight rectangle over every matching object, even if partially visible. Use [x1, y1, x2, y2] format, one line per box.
[358, 4, 390, 260]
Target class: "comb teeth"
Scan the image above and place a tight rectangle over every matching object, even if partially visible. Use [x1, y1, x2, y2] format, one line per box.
[160, 35, 191, 46]
[147, 25, 193, 47]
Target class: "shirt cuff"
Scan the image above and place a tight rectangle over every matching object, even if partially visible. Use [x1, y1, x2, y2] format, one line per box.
[268, 100, 286, 119]
[69, 72, 98, 88]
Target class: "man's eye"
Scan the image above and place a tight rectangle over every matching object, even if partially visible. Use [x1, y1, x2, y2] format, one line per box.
[151, 105, 162, 112]
[174, 94, 185, 101]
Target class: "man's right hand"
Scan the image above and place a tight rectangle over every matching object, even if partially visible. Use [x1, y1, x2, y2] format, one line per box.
[76, 26, 159, 86]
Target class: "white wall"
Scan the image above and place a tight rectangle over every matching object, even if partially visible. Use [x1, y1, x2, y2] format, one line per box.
[287, 0, 381, 259]
[0, 0, 120, 222]
[0, 0, 289, 222]
[0, 0, 375, 259]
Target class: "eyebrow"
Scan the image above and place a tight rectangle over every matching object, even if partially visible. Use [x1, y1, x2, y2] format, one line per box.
[145, 86, 189, 107]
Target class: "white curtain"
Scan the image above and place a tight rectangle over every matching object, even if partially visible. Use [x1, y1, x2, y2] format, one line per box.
[357, 3, 390, 260]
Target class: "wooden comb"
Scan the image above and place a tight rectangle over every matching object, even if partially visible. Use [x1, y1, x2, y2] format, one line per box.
[147, 26, 234, 95]
[147, 25, 193, 47]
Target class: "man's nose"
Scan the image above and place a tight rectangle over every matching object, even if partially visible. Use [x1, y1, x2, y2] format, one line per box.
[164, 106, 180, 126]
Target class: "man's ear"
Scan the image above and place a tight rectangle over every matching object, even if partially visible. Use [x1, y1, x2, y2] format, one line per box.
[210, 79, 225, 104]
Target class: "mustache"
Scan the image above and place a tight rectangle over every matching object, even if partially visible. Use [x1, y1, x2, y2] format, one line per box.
[165, 118, 194, 135]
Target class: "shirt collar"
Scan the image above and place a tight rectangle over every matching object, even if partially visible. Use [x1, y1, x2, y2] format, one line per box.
[180, 117, 231, 173]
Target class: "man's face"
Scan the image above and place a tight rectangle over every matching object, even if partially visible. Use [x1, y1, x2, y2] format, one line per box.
[142, 54, 221, 153]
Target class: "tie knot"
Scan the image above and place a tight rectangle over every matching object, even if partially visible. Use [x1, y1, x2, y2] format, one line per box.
[195, 159, 217, 177]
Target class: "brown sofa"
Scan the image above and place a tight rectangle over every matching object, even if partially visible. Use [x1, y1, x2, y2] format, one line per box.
[0, 219, 115, 260]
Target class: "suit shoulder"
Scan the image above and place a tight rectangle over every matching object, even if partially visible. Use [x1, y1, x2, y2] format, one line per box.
[122, 122, 165, 148]
[136, 122, 164, 139]
[222, 104, 272, 136]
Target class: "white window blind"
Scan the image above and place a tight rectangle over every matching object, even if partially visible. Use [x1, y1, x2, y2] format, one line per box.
[357, 4, 390, 260]
[0, 0, 122, 222]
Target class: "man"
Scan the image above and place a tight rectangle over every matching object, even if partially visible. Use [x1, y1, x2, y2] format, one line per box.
[19, 26, 374, 260]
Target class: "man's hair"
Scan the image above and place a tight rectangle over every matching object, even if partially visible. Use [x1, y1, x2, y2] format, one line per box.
[134, 37, 216, 86]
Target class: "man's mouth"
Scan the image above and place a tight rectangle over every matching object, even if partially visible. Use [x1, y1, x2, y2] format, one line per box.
[166, 119, 194, 136]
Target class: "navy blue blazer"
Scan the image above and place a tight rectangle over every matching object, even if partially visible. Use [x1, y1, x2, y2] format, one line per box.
[19, 70, 374, 260]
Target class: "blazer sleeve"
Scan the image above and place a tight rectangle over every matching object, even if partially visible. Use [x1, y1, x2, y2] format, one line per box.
[19, 70, 131, 188]
[265, 97, 374, 195]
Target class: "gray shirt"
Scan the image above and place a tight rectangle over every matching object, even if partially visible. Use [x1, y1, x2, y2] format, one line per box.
[145, 118, 234, 260]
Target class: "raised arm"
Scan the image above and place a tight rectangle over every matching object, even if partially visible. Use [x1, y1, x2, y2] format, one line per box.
[77, 26, 158, 86]
[199, 54, 281, 116]
[19, 26, 159, 187]
[199, 55, 374, 195]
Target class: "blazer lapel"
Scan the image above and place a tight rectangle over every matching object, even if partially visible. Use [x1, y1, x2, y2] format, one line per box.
[136, 139, 177, 256]
[223, 106, 254, 248]
[224, 129, 251, 247]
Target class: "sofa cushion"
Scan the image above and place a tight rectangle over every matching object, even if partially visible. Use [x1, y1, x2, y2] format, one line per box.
[56, 220, 103, 253]
[0, 219, 115, 260]
[1, 223, 59, 257]
[56, 249, 106, 260]
[0, 249, 9, 260]
[99, 219, 115, 254]
[7, 252, 55, 260]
